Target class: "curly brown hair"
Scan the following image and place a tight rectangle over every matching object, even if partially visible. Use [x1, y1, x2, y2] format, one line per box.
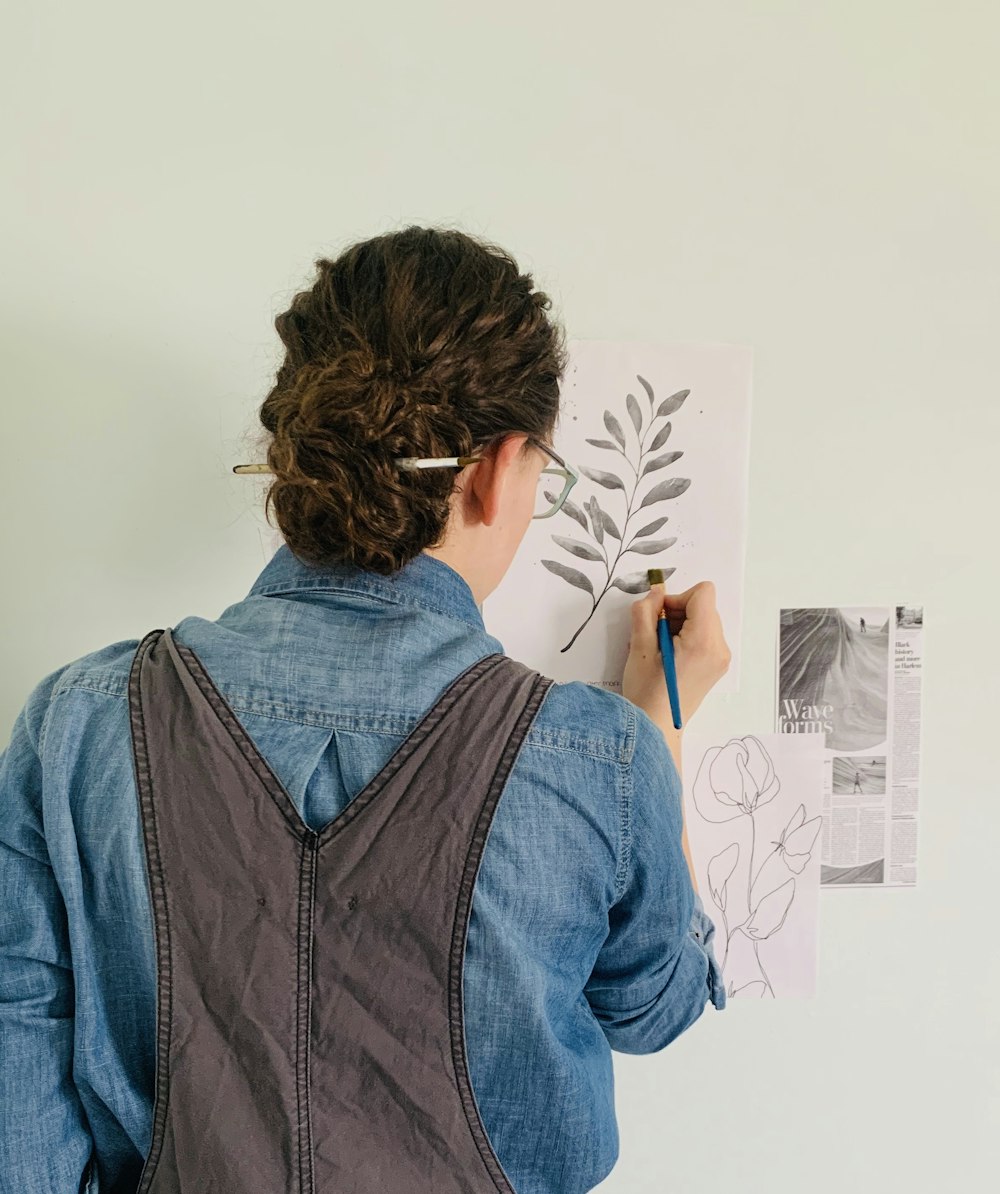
[254, 225, 568, 575]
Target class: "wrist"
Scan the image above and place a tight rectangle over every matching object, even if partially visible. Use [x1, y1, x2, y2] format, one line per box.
[660, 725, 683, 773]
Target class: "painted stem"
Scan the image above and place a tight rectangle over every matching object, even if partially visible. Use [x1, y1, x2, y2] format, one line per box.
[560, 595, 600, 653]
[559, 423, 660, 653]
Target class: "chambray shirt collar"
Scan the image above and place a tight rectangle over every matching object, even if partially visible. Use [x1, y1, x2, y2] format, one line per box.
[247, 542, 488, 635]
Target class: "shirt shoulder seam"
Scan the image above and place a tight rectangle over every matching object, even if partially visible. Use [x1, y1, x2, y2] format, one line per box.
[42, 676, 631, 764]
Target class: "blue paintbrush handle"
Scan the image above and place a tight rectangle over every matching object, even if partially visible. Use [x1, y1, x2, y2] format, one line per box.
[657, 614, 683, 730]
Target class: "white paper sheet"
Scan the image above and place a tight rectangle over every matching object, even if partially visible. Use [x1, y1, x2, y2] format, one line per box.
[776, 604, 924, 887]
[681, 731, 825, 999]
[482, 339, 752, 693]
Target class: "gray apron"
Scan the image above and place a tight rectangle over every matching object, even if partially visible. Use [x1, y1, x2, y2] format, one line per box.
[126, 626, 553, 1193]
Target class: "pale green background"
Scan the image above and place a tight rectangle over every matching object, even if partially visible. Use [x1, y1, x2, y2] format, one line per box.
[2, 3, 996, 1189]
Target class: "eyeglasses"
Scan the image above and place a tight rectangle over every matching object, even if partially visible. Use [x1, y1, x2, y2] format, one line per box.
[233, 432, 579, 520]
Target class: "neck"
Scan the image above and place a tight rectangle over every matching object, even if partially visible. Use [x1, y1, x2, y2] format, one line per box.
[422, 537, 510, 607]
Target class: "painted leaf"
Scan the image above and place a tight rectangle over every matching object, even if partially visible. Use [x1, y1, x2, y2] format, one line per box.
[588, 496, 619, 544]
[707, 842, 740, 910]
[637, 476, 691, 510]
[598, 509, 621, 540]
[585, 496, 604, 546]
[585, 438, 620, 452]
[625, 392, 643, 437]
[579, 465, 626, 492]
[552, 534, 603, 562]
[744, 878, 795, 941]
[656, 388, 690, 418]
[636, 373, 655, 409]
[611, 569, 673, 594]
[558, 497, 589, 533]
[634, 516, 670, 537]
[603, 410, 626, 449]
[624, 536, 678, 556]
[649, 421, 673, 451]
[541, 559, 594, 597]
[640, 450, 684, 478]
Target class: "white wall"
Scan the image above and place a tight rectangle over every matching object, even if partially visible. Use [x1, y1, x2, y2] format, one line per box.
[3, 3, 996, 1189]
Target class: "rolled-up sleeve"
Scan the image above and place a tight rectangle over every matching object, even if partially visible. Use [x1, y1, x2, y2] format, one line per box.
[689, 888, 727, 1010]
[584, 707, 726, 1054]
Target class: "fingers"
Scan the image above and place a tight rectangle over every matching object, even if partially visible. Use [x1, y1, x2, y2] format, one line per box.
[643, 578, 722, 625]
[630, 586, 664, 645]
[634, 578, 732, 686]
[656, 580, 725, 642]
[661, 579, 715, 608]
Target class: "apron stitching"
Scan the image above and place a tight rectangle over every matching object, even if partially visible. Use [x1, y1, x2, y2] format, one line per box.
[127, 629, 174, 1193]
[296, 831, 319, 1194]
[170, 634, 310, 844]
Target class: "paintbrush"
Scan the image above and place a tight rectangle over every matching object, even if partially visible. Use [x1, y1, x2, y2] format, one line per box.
[647, 568, 683, 730]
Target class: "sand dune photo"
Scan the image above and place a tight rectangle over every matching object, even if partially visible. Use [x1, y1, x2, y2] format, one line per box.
[832, 756, 886, 795]
[821, 859, 885, 886]
[779, 607, 889, 752]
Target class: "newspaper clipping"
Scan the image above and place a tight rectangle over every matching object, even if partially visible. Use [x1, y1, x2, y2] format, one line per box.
[775, 605, 924, 887]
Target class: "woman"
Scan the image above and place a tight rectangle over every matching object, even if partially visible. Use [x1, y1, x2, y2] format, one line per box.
[0, 226, 730, 1193]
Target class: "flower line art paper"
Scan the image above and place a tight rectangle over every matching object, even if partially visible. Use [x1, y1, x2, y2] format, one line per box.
[540, 374, 691, 652]
[690, 734, 823, 999]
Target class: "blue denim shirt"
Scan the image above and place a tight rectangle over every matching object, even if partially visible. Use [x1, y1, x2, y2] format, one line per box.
[0, 543, 725, 1194]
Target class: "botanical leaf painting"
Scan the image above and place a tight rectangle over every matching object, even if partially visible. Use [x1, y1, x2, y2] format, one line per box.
[541, 375, 692, 652]
[480, 340, 752, 696]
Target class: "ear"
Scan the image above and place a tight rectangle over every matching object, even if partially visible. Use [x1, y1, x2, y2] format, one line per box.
[467, 434, 530, 526]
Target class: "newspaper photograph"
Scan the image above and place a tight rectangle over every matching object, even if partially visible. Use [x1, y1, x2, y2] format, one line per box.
[775, 605, 924, 887]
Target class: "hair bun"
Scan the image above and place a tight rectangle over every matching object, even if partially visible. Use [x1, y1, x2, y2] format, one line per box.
[256, 226, 565, 575]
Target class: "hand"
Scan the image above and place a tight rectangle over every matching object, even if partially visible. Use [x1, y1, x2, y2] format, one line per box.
[622, 579, 732, 735]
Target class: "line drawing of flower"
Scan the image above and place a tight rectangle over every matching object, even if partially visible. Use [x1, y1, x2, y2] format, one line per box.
[750, 803, 823, 911]
[692, 735, 780, 823]
[726, 979, 767, 1000]
[539, 374, 692, 653]
[706, 841, 740, 969]
[692, 737, 820, 998]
